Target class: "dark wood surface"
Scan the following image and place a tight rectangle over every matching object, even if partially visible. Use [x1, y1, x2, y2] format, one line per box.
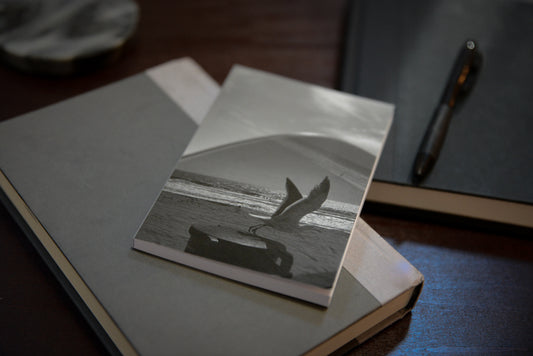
[1, 1, 532, 355]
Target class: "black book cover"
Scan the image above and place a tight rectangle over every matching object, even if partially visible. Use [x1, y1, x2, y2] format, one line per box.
[340, 0, 533, 227]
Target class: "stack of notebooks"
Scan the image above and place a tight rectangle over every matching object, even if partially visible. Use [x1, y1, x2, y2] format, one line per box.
[0, 58, 423, 355]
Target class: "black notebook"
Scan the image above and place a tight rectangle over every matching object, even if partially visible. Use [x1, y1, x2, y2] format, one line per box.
[340, 0, 533, 229]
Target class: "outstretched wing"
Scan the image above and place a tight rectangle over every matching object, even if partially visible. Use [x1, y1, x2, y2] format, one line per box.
[271, 178, 303, 217]
[274, 176, 330, 225]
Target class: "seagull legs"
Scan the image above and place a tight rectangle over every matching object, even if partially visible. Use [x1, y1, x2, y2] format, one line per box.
[248, 223, 265, 235]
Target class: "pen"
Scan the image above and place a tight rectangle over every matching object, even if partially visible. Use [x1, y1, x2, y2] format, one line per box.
[412, 40, 482, 182]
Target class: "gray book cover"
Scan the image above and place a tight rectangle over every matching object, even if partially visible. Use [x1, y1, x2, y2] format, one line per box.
[0, 59, 422, 355]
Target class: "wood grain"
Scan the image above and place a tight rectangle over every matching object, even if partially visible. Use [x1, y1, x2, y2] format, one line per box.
[1, 1, 532, 355]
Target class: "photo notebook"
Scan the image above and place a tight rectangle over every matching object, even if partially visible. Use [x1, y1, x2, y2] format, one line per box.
[133, 65, 394, 306]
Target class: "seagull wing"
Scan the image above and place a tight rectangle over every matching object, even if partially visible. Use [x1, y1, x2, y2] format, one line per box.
[274, 176, 330, 225]
[271, 178, 303, 217]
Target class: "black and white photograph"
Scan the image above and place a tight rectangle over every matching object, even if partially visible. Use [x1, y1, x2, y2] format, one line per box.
[134, 66, 393, 305]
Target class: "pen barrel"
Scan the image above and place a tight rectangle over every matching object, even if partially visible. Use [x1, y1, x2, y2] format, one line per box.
[413, 104, 453, 178]
[421, 104, 453, 156]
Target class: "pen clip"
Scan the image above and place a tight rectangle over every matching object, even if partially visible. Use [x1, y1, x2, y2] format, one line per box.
[453, 41, 482, 110]
[459, 49, 483, 98]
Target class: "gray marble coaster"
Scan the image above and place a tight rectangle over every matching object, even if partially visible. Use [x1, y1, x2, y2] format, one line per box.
[0, 0, 138, 75]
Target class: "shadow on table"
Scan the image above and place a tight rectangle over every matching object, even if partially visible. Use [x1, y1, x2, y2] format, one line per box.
[361, 211, 533, 262]
[341, 313, 412, 356]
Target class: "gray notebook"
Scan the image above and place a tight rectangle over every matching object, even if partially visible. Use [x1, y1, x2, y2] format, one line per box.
[0, 59, 423, 355]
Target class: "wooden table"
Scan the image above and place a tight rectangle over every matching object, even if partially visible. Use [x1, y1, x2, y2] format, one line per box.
[1, 1, 532, 355]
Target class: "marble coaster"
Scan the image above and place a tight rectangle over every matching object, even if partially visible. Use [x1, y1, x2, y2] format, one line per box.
[0, 0, 138, 75]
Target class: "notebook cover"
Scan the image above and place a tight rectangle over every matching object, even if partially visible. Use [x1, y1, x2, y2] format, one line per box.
[340, 0, 533, 225]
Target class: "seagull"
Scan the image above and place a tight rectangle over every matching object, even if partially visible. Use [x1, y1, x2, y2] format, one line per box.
[248, 176, 330, 235]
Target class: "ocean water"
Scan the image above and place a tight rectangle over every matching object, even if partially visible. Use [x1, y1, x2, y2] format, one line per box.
[164, 177, 358, 233]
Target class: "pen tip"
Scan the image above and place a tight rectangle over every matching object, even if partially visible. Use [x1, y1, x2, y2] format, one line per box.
[412, 153, 435, 184]
[412, 171, 423, 185]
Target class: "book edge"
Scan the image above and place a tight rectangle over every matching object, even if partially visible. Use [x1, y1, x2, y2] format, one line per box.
[368, 180, 533, 228]
[305, 279, 423, 356]
[0, 169, 138, 356]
